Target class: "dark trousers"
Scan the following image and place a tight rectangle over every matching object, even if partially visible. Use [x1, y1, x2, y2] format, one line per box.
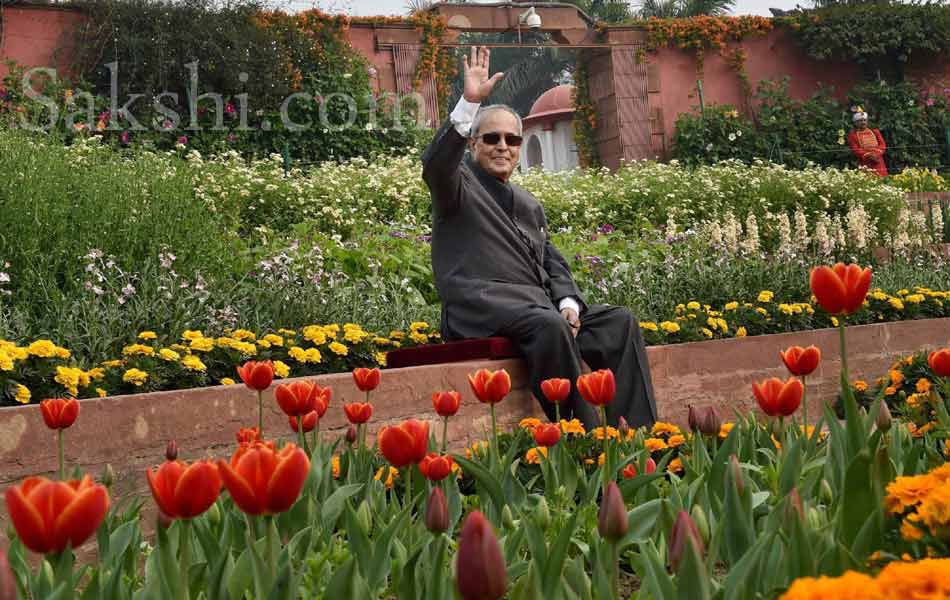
[497, 304, 657, 429]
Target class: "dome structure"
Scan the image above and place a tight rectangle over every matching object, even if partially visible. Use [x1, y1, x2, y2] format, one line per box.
[519, 84, 579, 172]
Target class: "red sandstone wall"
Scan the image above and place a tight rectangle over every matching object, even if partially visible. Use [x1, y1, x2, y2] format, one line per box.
[0, 5, 82, 80]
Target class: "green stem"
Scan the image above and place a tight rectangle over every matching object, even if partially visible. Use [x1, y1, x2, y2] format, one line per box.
[178, 519, 192, 600]
[244, 515, 267, 599]
[802, 375, 809, 432]
[266, 516, 278, 586]
[257, 390, 264, 436]
[555, 402, 560, 425]
[297, 416, 306, 452]
[313, 419, 320, 453]
[58, 429, 65, 480]
[838, 320, 850, 385]
[601, 406, 609, 490]
[610, 541, 620, 600]
[441, 416, 448, 454]
[490, 403, 499, 470]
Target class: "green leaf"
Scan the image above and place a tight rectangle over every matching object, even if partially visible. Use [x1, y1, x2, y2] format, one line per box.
[398, 546, 424, 600]
[778, 436, 803, 496]
[324, 557, 371, 600]
[675, 535, 712, 600]
[633, 541, 676, 600]
[541, 509, 580, 598]
[454, 456, 507, 517]
[320, 483, 364, 526]
[619, 498, 662, 547]
[838, 450, 876, 550]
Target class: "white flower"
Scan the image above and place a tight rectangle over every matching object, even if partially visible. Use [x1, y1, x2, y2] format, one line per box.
[728, 133, 736, 142]
[735, 130, 742, 137]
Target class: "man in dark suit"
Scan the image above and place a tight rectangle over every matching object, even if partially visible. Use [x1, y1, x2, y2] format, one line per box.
[421, 46, 656, 428]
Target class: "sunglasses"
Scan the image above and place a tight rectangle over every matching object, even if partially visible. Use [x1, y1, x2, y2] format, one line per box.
[477, 132, 523, 147]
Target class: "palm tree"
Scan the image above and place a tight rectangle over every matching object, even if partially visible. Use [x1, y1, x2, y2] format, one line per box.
[638, 0, 735, 17]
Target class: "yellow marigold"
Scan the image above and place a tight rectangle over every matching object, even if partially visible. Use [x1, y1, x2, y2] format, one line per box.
[889, 369, 904, 385]
[374, 465, 399, 489]
[716, 318, 728, 332]
[375, 352, 387, 366]
[686, 301, 701, 311]
[389, 330, 405, 340]
[853, 380, 868, 392]
[724, 301, 739, 311]
[26, 340, 58, 358]
[101, 359, 124, 368]
[14, 384, 30, 404]
[220, 377, 236, 386]
[328, 342, 348, 356]
[159, 348, 180, 362]
[122, 368, 148, 386]
[231, 329, 256, 341]
[905, 293, 924, 304]
[916, 378, 931, 394]
[915, 482, 950, 534]
[757, 290, 774, 303]
[0, 351, 13, 371]
[332, 455, 341, 479]
[344, 328, 371, 344]
[597, 452, 605, 466]
[668, 434, 686, 447]
[735, 327, 747, 338]
[667, 458, 683, 473]
[189, 337, 214, 352]
[181, 330, 204, 341]
[659, 321, 680, 334]
[273, 360, 290, 378]
[559, 418, 586, 435]
[54, 366, 87, 396]
[831, 317, 839, 327]
[181, 355, 207, 372]
[591, 426, 620, 441]
[756, 307, 769, 316]
[644, 437, 668, 452]
[410, 331, 430, 344]
[262, 334, 284, 347]
[702, 328, 714, 338]
[875, 558, 950, 598]
[519, 417, 543, 430]
[230, 341, 257, 356]
[96, 387, 107, 398]
[466, 441, 488, 459]
[525, 446, 548, 464]
[122, 344, 155, 357]
[372, 337, 391, 346]
[651, 421, 681, 436]
[885, 386, 897, 396]
[639, 321, 658, 331]
[719, 422, 734, 439]
[278, 328, 297, 337]
[138, 331, 157, 340]
[900, 516, 924, 541]
[288, 347, 322, 364]
[778, 571, 878, 600]
[889, 298, 904, 310]
[885, 473, 938, 514]
[409, 321, 429, 331]
[302, 325, 327, 345]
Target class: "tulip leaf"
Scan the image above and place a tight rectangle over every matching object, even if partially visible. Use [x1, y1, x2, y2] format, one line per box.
[523, 516, 548, 574]
[510, 562, 544, 600]
[839, 370, 868, 458]
[710, 425, 740, 501]
[541, 508, 580, 598]
[366, 503, 410, 591]
[838, 450, 875, 550]
[454, 456, 507, 517]
[619, 498, 662, 547]
[722, 532, 774, 600]
[675, 535, 712, 600]
[324, 556, 371, 600]
[619, 472, 665, 502]
[397, 546, 423, 600]
[321, 483, 364, 527]
[205, 551, 233, 600]
[633, 541, 676, 600]
[447, 477, 463, 534]
[425, 535, 450, 600]
[779, 436, 803, 496]
[564, 555, 593, 600]
[722, 457, 755, 566]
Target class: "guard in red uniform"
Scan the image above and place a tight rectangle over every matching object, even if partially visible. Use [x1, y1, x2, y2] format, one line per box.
[847, 107, 888, 177]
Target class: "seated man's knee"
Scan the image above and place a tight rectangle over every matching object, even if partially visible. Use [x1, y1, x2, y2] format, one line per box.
[532, 310, 574, 342]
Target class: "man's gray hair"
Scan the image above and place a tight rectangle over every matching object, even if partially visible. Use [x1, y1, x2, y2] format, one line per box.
[471, 104, 523, 139]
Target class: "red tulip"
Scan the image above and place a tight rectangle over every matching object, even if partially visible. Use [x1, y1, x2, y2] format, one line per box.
[425, 487, 449, 533]
[5, 475, 109, 554]
[146, 459, 221, 519]
[289, 411, 318, 433]
[780, 345, 821, 376]
[669, 510, 705, 572]
[352, 368, 381, 392]
[467, 369, 511, 404]
[540, 378, 571, 404]
[532, 423, 561, 448]
[752, 377, 804, 417]
[432, 391, 462, 417]
[217, 441, 309, 515]
[809, 263, 872, 316]
[345, 424, 358, 444]
[419, 452, 454, 482]
[456, 511, 507, 600]
[688, 405, 721, 436]
[235, 427, 261, 444]
[929, 348, 950, 377]
[275, 380, 321, 417]
[0, 547, 15, 600]
[40, 398, 80, 430]
[343, 402, 373, 424]
[378, 419, 429, 467]
[313, 385, 331, 417]
[622, 458, 656, 478]
[577, 369, 616, 407]
[236, 360, 274, 391]
[598, 481, 628, 541]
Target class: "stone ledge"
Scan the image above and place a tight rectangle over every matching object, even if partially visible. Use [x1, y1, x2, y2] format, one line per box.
[0, 317, 947, 547]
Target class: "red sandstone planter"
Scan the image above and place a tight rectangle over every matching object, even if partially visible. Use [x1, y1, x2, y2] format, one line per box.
[0, 317, 948, 545]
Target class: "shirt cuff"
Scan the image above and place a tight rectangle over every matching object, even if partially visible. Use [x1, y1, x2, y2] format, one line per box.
[450, 96, 481, 137]
[558, 296, 580, 315]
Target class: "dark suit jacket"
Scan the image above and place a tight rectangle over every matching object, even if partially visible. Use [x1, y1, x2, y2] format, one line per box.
[421, 118, 586, 340]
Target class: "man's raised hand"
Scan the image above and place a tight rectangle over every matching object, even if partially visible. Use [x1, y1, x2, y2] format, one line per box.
[463, 46, 504, 104]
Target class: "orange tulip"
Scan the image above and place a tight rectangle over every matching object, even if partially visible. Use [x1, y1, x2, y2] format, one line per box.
[752, 377, 804, 417]
[40, 398, 80, 430]
[236, 360, 274, 391]
[532, 423, 561, 448]
[235, 427, 261, 444]
[780, 345, 821, 376]
[146, 460, 221, 520]
[577, 369, 616, 407]
[929, 348, 950, 377]
[419, 452, 453, 481]
[432, 391, 461, 417]
[378, 419, 430, 467]
[540, 378, 571, 404]
[343, 401, 373, 424]
[275, 380, 320, 417]
[352, 367, 381, 392]
[288, 411, 318, 433]
[623, 458, 657, 478]
[809, 263, 872, 315]
[313, 385, 331, 418]
[217, 441, 309, 515]
[5, 475, 109, 554]
[467, 369, 511, 404]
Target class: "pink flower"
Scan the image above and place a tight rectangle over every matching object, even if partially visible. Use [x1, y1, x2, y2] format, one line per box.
[177, 135, 188, 145]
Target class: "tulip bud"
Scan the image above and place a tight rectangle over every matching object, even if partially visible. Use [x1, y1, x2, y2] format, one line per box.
[784, 488, 804, 524]
[356, 500, 373, 535]
[345, 424, 357, 445]
[598, 482, 628, 542]
[876, 402, 892, 432]
[698, 406, 721, 436]
[534, 496, 551, 530]
[688, 405, 700, 432]
[101, 463, 115, 489]
[819, 479, 833, 505]
[807, 506, 823, 530]
[165, 439, 178, 462]
[456, 511, 507, 600]
[501, 505, 515, 530]
[690, 504, 710, 545]
[207, 501, 221, 526]
[669, 510, 705, 572]
[728, 454, 744, 495]
[425, 487, 449, 534]
[618, 416, 630, 439]
[0, 547, 16, 600]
